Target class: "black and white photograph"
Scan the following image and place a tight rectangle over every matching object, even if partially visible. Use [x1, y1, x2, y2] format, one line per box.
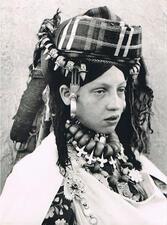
[0, 0, 167, 224]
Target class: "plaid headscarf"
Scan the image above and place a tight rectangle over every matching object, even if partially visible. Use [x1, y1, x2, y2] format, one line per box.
[53, 6, 142, 62]
[36, 6, 142, 84]
[36, 6, 142, 66]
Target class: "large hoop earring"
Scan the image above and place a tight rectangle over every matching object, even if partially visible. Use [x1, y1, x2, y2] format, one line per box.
[70, 69, 80, 118]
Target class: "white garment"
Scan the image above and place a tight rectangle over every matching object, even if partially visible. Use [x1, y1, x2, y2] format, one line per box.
[0, 133, 63, 225]
[71, 165, 167, 225]
[0, 132, 166, 225]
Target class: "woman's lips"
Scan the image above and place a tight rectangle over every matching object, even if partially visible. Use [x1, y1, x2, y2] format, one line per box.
[104, 115, 119, 124]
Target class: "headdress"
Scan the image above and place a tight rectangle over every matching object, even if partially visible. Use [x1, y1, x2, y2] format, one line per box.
[38, 7, 142, 73]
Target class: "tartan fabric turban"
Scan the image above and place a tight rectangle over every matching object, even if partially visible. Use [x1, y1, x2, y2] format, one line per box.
[53, 7, 142, 62]
[37, 6, 143, 83]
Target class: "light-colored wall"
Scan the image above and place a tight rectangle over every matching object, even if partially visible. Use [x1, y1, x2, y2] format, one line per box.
[0, 0, 167, 193]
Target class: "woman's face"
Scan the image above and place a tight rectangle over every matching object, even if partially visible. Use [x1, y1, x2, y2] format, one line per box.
[76, 66, 126, 134]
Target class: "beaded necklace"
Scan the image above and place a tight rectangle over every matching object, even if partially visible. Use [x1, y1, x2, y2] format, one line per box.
[64, 119, 147, 201]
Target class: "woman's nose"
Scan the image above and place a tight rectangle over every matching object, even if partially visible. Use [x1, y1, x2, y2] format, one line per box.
[106, 92, 122, 111]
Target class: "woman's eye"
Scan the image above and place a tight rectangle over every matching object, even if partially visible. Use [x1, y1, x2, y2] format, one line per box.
[94, 89, 106, 95]
[118, 87, 126, 93]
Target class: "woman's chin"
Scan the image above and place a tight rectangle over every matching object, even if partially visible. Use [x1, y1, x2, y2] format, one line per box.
[78, 120, 116, 134]
[92, 126, 116, 135]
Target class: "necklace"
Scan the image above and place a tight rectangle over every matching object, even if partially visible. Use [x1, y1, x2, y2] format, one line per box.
[65, 119, 147, 201]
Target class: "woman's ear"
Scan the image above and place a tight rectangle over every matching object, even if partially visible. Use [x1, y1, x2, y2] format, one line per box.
[59, 85, 70, 105]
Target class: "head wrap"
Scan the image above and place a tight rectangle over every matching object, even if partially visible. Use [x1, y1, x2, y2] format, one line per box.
[36, 6, 142, 83]
[54, 12, 141, 62]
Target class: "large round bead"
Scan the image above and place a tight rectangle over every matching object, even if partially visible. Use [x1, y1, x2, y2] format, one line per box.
[94, 142, 105, 157]
[85, 139, 96, 153]
[78, 134, 91, 147]
[69, 124, 79, 135]
[74, 130, 84, 141]
[105, 144, 114, 158]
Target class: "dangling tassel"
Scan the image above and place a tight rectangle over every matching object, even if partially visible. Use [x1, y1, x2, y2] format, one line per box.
[45, 48, 58, 60]
[129, 60, 141, 84]
[54, 55, 66, 71]
[128, 73, 140, 150]
[40, 37, 50, 48]
[64, 60, 75, 77]
[79, 63, 87, 81]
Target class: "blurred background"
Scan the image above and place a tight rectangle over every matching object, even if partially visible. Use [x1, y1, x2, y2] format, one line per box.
[0, 0, 167, 193]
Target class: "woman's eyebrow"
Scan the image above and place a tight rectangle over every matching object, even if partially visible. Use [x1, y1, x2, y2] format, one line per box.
[118, 81, 127, 86]
[90, 83, 110, 89]
[91, 81, 127, 88]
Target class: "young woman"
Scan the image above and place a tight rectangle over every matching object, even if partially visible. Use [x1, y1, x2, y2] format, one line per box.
[0, 6, 166, 225]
